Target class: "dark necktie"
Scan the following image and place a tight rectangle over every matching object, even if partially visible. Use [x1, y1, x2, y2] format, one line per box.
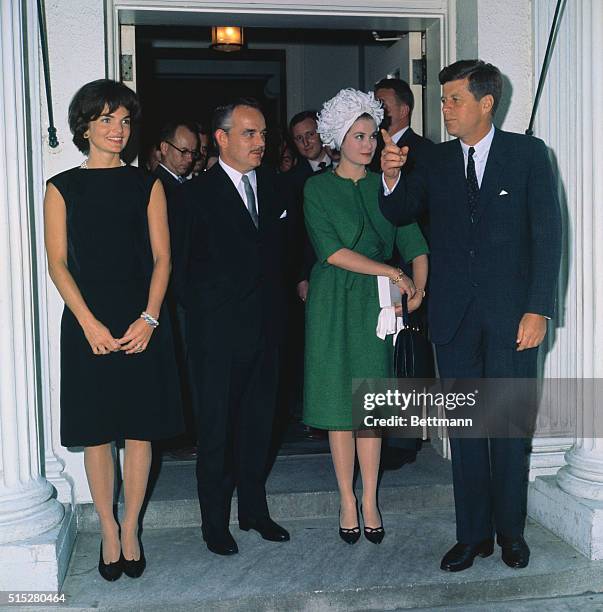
[317, 161, 328, 172]
[466, 146, 479, 220]
[241, 174, 259, 228]
[177, 176, 186, 184]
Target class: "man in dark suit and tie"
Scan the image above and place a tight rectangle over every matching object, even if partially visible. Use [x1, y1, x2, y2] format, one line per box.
[280, 112, 334, 438]
[380, 60, 561, 572]
[370, 79, 434, 469]
[154, 121, 199, 198]
[286, 111, 334, 298]
[177, 98, 290, 556]
[154, 120, 200, 459]
[370, 78, 433, 177]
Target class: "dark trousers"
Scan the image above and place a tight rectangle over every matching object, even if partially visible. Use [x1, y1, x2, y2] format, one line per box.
[190, 343, 279, 538]
[435, 298, 537, 545]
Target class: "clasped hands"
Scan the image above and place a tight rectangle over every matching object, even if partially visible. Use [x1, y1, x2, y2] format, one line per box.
[82, 316, 155, 356]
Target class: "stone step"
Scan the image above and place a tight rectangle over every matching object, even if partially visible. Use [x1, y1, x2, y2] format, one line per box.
[78, 446, 454, 532]
[58, 508, 603, 612]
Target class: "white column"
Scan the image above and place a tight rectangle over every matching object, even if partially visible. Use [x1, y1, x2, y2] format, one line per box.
[554, 0, 603, 498]
[27, 0, 75, 505]
[528, 0, 603, 559]
[0, 0, 70, 589]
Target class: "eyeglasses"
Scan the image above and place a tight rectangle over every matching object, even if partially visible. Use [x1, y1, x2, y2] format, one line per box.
[165, 140, 200, 161]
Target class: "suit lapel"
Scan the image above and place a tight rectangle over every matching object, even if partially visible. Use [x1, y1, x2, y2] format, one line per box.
[257, 167, 284, 235]
[213, 164, 258, 235]
[447, 140, 468, 214]
[396, 128, 413, 148]
[475, 128, 508, 222]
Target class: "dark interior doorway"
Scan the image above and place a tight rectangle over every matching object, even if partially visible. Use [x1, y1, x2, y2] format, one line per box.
[136, 27, 286, 167]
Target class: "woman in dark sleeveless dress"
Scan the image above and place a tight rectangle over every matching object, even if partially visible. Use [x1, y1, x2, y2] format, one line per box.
[44, 80, 183, 581]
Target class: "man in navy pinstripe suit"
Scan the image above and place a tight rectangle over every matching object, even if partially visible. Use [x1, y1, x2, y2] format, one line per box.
[380, 60, 562, 572]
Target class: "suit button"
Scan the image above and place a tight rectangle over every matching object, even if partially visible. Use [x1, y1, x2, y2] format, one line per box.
[469, 249, 475, 257]
[472, 281, 479, 288]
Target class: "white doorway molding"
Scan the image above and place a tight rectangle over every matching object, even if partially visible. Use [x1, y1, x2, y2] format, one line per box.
[105, 0, 456, 143]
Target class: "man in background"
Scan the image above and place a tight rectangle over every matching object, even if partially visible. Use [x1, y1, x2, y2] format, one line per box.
[282, 111, 334, 439]
[372, 78, 434, 469]
[154, 120, 199, 459]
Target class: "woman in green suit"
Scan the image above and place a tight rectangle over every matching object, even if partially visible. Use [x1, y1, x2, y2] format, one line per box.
[303, 89, 429, 544]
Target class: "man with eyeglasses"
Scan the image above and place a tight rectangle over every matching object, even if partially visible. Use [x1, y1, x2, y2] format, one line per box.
[156, 121, 199, 184]
[154, 120, 199, 460]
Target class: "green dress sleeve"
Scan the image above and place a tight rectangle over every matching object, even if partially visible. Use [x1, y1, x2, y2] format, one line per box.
[304, 180, 345, 263]
[395, 222, 429, 262]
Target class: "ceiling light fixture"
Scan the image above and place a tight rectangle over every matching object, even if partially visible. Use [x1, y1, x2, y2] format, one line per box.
[211, 26, 244, 52]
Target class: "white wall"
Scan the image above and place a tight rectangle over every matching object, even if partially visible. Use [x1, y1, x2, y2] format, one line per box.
[475, 0, 532, 133]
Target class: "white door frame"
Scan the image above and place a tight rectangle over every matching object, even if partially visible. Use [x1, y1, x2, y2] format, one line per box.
[105, 0, 457, 144]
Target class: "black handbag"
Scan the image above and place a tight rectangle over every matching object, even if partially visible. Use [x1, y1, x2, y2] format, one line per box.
[393, 294, 435, 378]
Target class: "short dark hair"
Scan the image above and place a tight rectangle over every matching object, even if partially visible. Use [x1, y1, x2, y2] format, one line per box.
[438, 60, 503, 115]
[157, 120, 199, 146]
[288, 110, 318, 134]
[212, 97, 263, 136]
[374, 78, 415, 115]
[68, 79, 140, 154]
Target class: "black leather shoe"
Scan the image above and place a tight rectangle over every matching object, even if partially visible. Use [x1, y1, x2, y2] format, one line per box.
[98, 543, 123, 581]
[440, 538, 494, 572]
[122, 538, 146, 578]
[239, 517, 290, 542]
[203, 530, 239, 556]
[497, 534, 530, 568]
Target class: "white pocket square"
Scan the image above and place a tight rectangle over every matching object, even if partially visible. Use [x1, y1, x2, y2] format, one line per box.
[279, 210, 287, 219]
[499, 189, 509, 196]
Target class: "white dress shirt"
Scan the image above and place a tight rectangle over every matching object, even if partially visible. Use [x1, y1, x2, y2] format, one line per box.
[158, 163, 182, 182]
[218, 158, 259, 215]
[459, 124, 495, 188]
[390, 125, 409, 144]
[382, 124, 496, 194]
[308, 150, 333, 172]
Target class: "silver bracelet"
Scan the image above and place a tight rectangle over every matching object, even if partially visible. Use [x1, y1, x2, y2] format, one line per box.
[140, 311, 159, 328]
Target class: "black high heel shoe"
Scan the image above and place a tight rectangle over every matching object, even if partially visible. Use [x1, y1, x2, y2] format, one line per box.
[122, 535, 146, 578]
[339, 502, 361, 545]
[361, 505, 385, 544]
[98, 542, 123, 581]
